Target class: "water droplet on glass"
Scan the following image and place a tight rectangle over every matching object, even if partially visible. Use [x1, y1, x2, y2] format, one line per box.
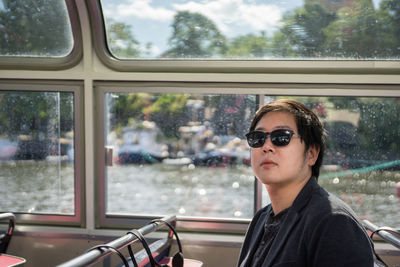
[175, 188, 182, 194]
[188, 164, 195, 170]
[234, 211, 242, 217]
[179, 207, 186, 214]
[199, 188, 206, 195]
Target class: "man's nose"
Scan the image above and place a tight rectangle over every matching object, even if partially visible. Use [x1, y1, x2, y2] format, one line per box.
[262, 135, 274, 153]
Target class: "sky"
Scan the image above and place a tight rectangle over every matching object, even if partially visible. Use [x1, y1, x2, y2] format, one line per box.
[99, 0, 383, 57]
[101, 0, 304, 56]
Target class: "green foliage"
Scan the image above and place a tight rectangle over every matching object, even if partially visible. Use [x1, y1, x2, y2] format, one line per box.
[110, 93, 190, 139]
[226, 32, 270, 58]
[0, 0, 72, 56]
[270, 0, 400, 59]
[144, 94, 189, 114]
[206, 95, 255, 137]
[110, 93, 150, 130]
[145, 94, 190, 138]
[375, 0, 400, 57]
[105, 18, 141, 58]
[0, 91, 73, 139]
[357, 98, 400, 159]
[273, 2, 336, 57]
[323, 0, 379, 58]
[270, 31, 297, 58]
[164, 11, 227, 58]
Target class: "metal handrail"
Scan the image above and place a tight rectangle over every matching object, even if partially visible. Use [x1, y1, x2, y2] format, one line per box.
[363, 219, 400, 249]
[0, 212, 16, 253]
[57, 215, 176, 267]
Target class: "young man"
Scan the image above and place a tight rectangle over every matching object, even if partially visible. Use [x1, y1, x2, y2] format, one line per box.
[238, 99, 374, 267]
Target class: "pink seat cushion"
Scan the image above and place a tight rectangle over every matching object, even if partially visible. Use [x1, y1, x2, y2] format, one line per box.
[0, 254, 26, 266]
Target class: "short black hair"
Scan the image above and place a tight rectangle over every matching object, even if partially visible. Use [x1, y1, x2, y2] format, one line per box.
[249, 99, 326, 178]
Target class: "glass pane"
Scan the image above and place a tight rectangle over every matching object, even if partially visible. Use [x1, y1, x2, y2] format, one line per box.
[0, 91, 75, 214]
[0, 0, 73, 57]
[105, 92, 256, 218]
[261, 96, 400, 227]
[100, 0, 400, 60]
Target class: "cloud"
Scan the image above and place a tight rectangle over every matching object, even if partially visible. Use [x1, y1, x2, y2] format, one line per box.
[104, 0, 175, 21]
[103, 0, 283, 38]
[172, 0, 282, 35]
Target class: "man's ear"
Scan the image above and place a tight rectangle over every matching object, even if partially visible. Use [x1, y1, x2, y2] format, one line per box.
[307, 145, 320, 166]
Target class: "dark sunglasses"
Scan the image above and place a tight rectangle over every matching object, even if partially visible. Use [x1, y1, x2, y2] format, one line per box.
[245, 129, 297, 148]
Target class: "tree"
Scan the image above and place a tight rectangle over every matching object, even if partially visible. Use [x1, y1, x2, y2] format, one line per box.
[105, 18, 141, 58]
[0, 91, 73, 138]
[270, 31, 297, 58]
[109, 93, 150, 131]
[226, 32, 270, 58]
[323, 0, 379, 58]
[0, 91, 74, 159]
[144, 94, 190, 139]
[110, 93, 190, 139]
[356, 98, 400, 161]
[375, 0, 400, 58]
[272, 2, 336, 57]
[0, 0, 71, 56]
[164, 11, 227, 58]
[324, 97, 400, 162]
[206, 95, 255, 137]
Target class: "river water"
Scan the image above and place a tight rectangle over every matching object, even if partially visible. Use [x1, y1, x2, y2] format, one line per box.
[0, 161, 399, 228]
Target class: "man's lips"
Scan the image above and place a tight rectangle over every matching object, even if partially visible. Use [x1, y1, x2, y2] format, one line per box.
[260, 159, 277, 168]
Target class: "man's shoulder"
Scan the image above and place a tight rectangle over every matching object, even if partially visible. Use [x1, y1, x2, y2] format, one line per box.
[302, 183, 361, 226]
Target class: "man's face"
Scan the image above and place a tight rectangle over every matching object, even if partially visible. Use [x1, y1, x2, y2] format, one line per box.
[250, 111, 317, 189]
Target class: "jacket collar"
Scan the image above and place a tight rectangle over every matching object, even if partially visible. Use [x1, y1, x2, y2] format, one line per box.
[240, 205, 273, 267]
[262, 176, 318, 266]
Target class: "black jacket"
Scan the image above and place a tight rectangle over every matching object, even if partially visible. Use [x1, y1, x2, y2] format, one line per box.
[238, 177, 374, 267]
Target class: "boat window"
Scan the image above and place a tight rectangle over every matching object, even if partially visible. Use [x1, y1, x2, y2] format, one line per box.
[0, 0, 73, 57]
[100, 87, 399, 229]
[103, 92, 257, 219]
[99, 0, 400, 60]
[261, 96, 400, 227]
[0, 84, 83, 225]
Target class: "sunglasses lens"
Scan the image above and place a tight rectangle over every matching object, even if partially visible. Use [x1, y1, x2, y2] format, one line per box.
[271, 130, 293, 146]
[246, 131, 266, 148]
[246, 130, 295, 148]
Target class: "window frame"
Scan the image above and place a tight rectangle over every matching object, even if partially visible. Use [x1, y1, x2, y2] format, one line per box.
[87, 0, 400, 74]
[0, 0, 82, 70]
[0, 80, 85, 226]
[95, 81, 400, 233]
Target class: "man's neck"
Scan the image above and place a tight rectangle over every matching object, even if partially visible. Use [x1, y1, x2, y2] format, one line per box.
[266, 175, 311, 214]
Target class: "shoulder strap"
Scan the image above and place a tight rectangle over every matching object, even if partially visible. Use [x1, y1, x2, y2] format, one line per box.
[127, 229, 167, 267]
[127, 243, 139, 267]
[150, 219, 183, 253]
[150, 219, 184, 267]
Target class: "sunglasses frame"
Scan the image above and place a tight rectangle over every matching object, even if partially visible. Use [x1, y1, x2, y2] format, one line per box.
[245, 129, 297, 148]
